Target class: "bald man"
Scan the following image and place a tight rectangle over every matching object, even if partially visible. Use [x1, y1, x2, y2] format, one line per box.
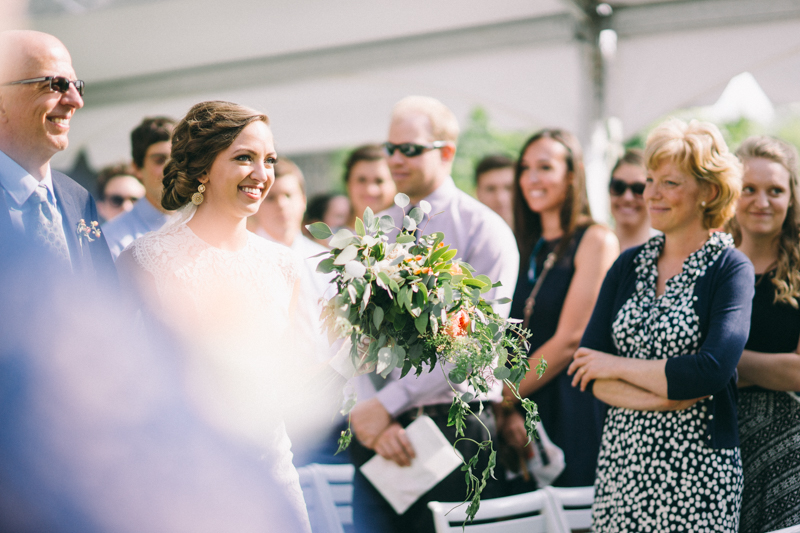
[0, 30, 114, 279]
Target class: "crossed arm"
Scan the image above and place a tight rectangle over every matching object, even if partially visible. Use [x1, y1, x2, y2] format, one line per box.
[568, 350, 704, 411]
[737, 337, 800, 391]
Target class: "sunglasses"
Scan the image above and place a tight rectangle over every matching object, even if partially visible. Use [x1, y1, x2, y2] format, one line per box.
[383, 141, 447, 158]
[2, 76, 85, 97]
[609, 179, 645, 196]
[107, 195, 140, 208]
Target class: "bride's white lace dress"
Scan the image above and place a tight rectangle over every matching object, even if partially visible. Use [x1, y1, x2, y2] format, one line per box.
[130, 221, 311, 532]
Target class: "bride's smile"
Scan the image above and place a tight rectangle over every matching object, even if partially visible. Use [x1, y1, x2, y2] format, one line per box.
[198, 120, 277, 218]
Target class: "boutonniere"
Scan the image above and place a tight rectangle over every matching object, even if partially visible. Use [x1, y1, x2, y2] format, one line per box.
[76, 219, 101, 245]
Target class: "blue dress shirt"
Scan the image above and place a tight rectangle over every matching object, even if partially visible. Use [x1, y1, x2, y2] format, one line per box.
[0, 149, 71, 262]
[102, 198, 171, 260]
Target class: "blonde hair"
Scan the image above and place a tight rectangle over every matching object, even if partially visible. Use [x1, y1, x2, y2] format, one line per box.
[645, 118, 742, 229]
[731, 136, 800, 307]
[391, 96, 459, 142]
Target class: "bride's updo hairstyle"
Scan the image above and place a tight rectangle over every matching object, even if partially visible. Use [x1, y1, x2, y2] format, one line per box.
[162, 100, 269, 210]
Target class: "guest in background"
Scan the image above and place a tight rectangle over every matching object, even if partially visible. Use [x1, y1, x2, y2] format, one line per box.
[95, 162, 145, 222]
[571, 119, 753, 532]
[251, 156, 343, 466]
[343, 144, 395, 226]
[103, 116, 175, 259]
[500, 129, 618, 491]
[303, 192, 350, 246]
[729, 136, 800, 533]
[251, 157, 332, 298]
[349, 95, 518, 533]
[608, 148, 653, 250]
[475, 154, 515, 228]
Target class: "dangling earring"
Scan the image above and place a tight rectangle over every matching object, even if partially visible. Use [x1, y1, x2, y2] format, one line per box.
[192, 183, 206, 206]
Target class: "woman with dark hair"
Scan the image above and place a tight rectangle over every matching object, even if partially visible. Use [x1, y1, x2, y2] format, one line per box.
[499, 129, 619, 490]
[570, 119, 754, 532]
[343, 144, 395, 227]
[117, 101, 311, 532]
[730, 136, 800, 532]
[608, 148, 653, 250]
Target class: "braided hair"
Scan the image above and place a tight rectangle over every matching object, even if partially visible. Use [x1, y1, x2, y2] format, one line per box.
[161, 101, 269, 211]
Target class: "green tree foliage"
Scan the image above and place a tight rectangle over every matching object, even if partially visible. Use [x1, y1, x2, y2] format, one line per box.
[451, 107, 529, 194]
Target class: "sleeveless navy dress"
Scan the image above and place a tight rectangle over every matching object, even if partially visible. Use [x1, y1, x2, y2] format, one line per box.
[510, 226, 607, 488]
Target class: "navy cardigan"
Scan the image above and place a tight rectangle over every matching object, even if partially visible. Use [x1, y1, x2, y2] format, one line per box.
[581, 240, 754, 449]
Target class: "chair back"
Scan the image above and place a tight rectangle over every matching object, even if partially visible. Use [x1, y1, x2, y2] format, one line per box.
[428, 489, 569, 533]
[544, 486, 594, 532]
[768, 525, 800, 533]
[298, 463, 355, 533]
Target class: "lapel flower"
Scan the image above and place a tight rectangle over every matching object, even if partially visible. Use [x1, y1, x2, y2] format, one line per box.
[76, 219, 101, 245]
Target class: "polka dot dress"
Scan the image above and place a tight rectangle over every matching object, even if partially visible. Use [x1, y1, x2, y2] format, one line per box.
[592, 233, 743, 532]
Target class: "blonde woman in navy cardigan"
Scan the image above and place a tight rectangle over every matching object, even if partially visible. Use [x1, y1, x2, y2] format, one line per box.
[568, 119, 754, 532]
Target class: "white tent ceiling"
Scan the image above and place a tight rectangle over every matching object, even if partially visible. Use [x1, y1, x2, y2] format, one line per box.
[7, 0, 800, 198]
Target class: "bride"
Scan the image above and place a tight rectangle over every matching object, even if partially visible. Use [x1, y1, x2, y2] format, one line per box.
[117, 101, 312, 531]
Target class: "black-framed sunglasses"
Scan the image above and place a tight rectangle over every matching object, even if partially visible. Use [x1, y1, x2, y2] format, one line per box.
[2, 76, 85, 97]
[383, 141, 447, 158]
[609, 179, 645, 196]
[107, 195, 141, 208]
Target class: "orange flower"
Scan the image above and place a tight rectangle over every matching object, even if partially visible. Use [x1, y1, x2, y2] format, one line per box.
[450, 264, 463, 276]
[415, 255, 423, 261]
[444, 309, 470, 338]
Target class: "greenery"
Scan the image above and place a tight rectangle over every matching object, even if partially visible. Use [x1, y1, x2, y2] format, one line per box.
[451, 107, 529, 194]
[308, 195, 546, 522]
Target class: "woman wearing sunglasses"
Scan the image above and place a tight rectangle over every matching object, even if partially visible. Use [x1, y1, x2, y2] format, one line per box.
[729, 136, 800, 533]
[499, 129, 619, 491]
[608, 148, 654, 250]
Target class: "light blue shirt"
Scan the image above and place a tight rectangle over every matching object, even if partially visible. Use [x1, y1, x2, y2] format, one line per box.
[0, 149, 71, 261]
[102, 197, 171, 260]
[357, 176, 520, 415]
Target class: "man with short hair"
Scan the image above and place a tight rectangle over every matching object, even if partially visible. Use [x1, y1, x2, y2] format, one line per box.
[102, 116, 174, 259]
[349, 96, 519, 533]
[0, 30, 115, 278]
[475, 153, 515, 228]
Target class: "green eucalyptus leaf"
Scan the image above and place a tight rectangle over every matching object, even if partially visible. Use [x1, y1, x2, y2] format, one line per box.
[330, 228, 356, 249]
[334, 244, 359, 265]
[414, 313, 429, 335]
[379, 215, 395, 233]
[476, 275, 493, 294]
[373, 306, 384, 328]
[493, 366, 511, 381]
[396, 234, 416, 244]
[409, 207, 423, 224]
[442, 282, 453, 304]
[316, 257, 335, 274]
[363, 207, 375, 229]
[306, 221, 333, 240]
[394, 192, 410, 208]
[449, 368, 467, 384]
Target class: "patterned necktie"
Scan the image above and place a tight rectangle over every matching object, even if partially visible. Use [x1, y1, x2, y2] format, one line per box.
[26, 184, 71, 265]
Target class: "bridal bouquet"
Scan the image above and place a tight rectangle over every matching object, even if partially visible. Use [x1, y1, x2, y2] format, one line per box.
[307, 193, 545, 520]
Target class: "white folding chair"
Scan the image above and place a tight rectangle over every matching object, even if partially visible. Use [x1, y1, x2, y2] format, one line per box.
[544, 486, 594, 533]
[768, 525, 800, 533]
[428, 489, 569, 533]
[297, 463, 355, 533]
